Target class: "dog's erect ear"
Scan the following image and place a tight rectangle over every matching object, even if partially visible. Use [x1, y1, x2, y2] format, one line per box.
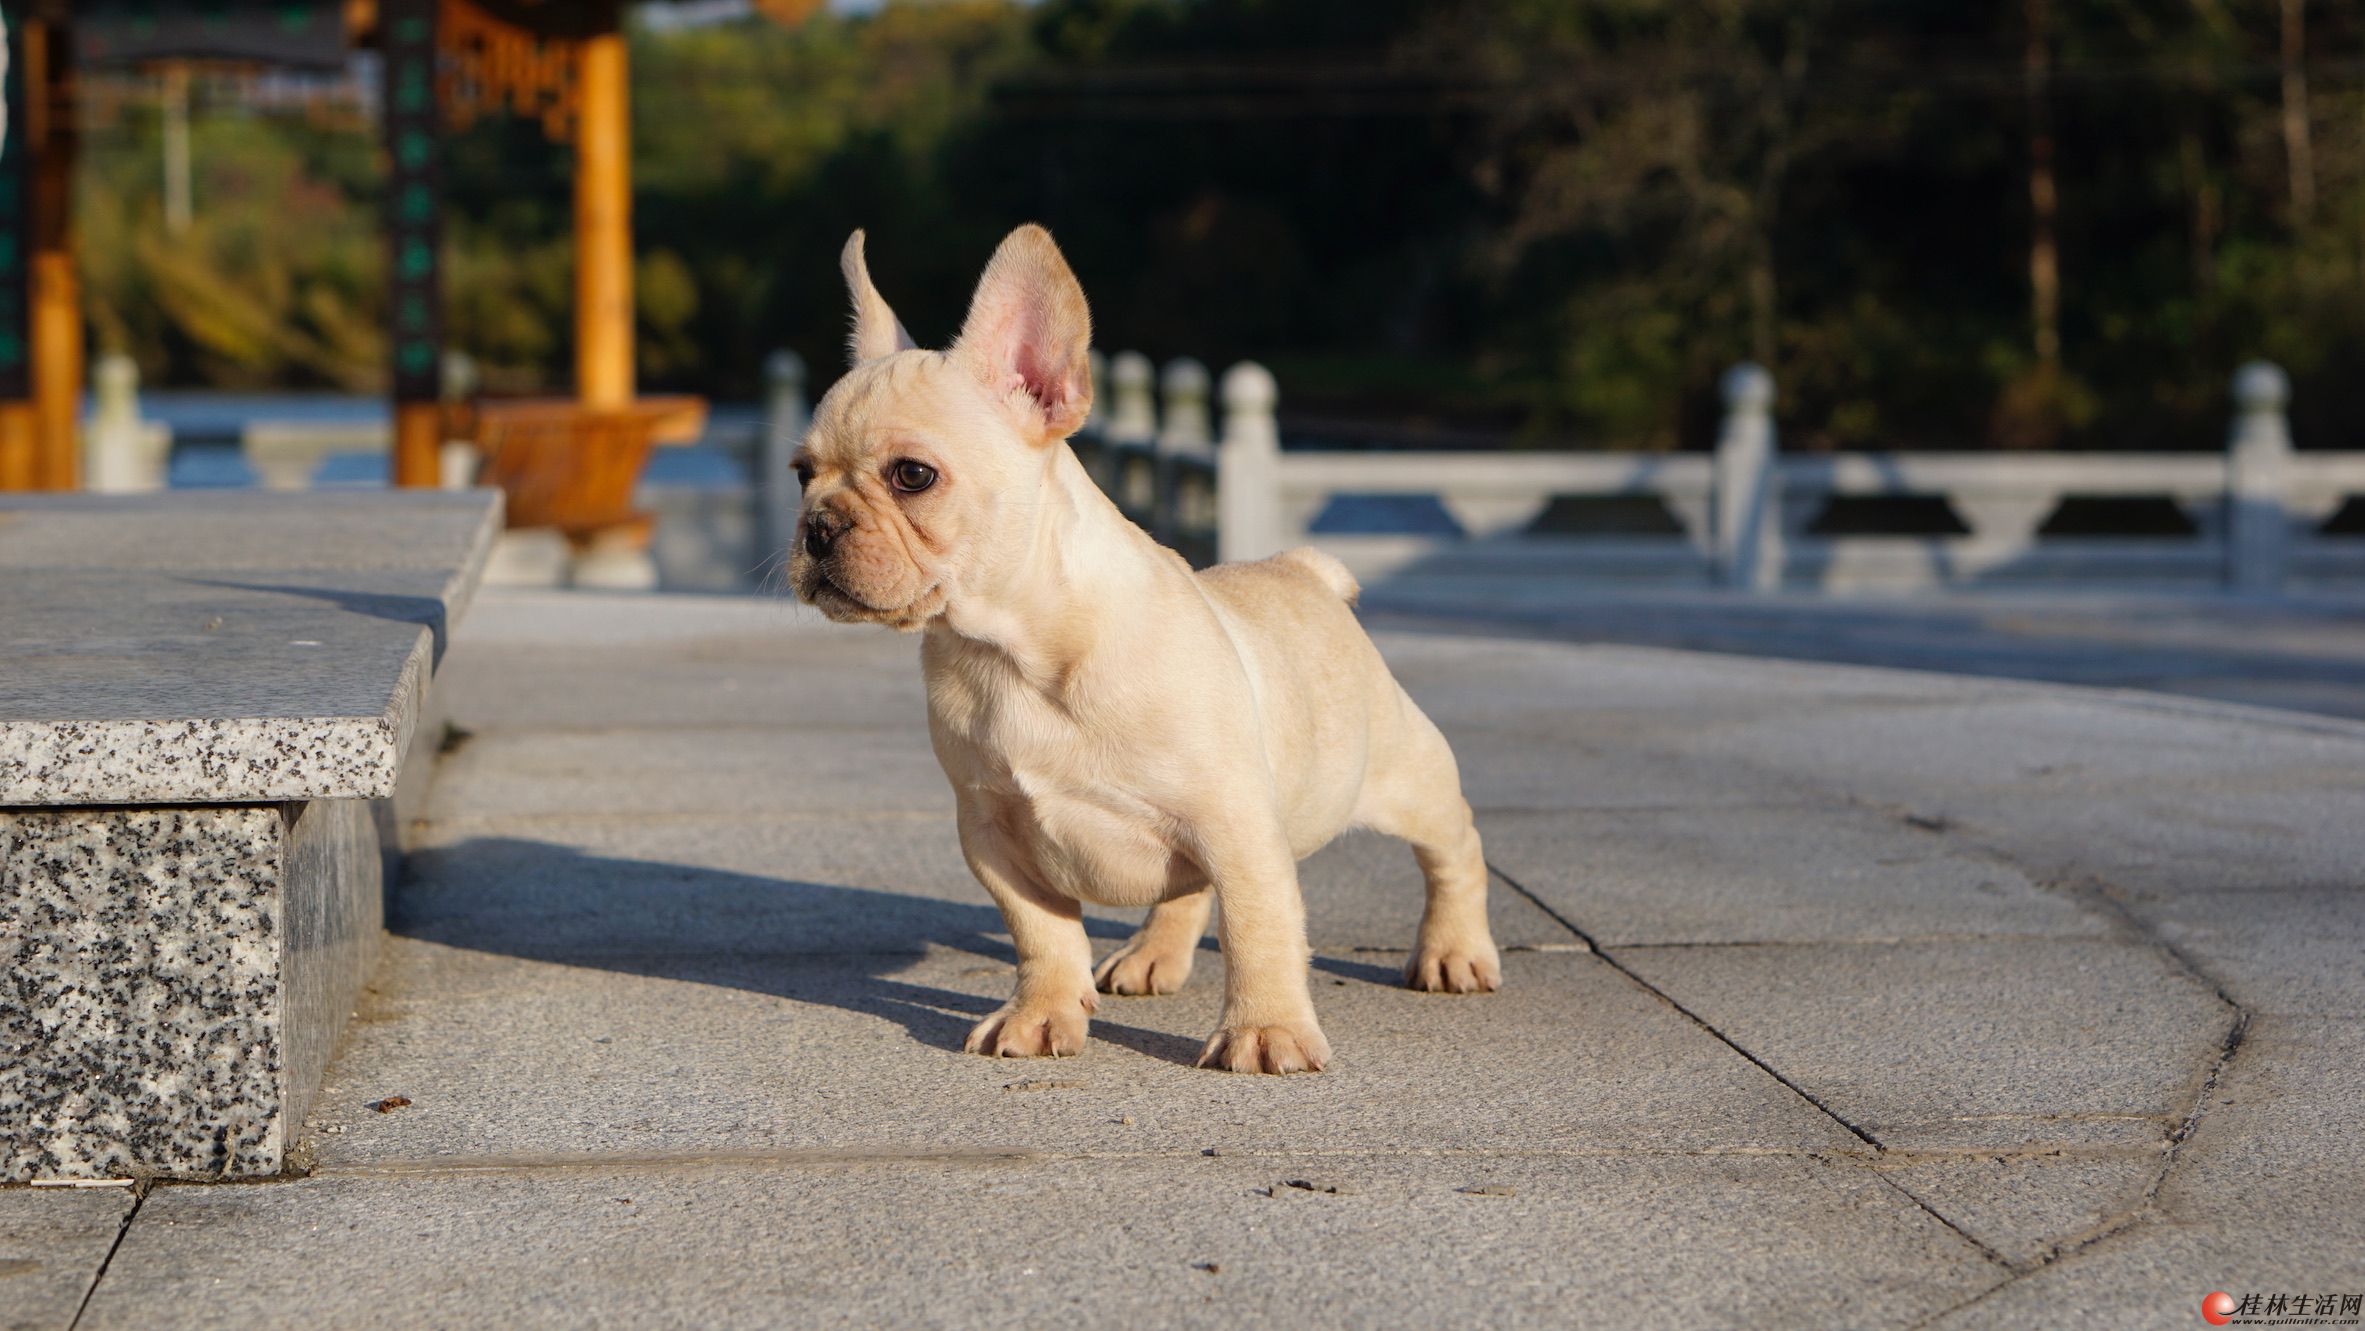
[951, 224, 1093, 445]
[842, 230, 917, 366]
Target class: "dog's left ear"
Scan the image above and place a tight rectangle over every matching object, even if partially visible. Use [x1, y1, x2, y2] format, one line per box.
[951, 224, 1093, 445]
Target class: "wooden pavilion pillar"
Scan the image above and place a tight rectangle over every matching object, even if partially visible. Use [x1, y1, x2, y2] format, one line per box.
[0, 11, 82, 492]
[28, 15, 79, 491]
[573, 0, 633, 410]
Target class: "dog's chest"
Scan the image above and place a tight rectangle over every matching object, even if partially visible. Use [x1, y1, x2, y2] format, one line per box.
[925, 655, 1200, 908]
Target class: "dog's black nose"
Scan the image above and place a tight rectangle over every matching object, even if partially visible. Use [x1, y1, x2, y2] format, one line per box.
[804, 507, 849, 558]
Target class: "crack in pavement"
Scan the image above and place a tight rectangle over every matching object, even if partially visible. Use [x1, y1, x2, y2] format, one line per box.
[286, 1140, 2168, 1183]
[1885, 842, 2257, 1325]
[1485, 860, 1882, 1151]
[1908, 1005, 2248, 1328]
[65, 1181, 148, 1331]
[1486, 859, 2024, 1274]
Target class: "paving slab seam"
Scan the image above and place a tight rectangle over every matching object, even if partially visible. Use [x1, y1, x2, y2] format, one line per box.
[358, 944, 1577, 966]
[1889, 808, 2258, 1127]
[1484, 863, 1881, 1150]
[2070, 880, 2254, 1226]
[447, 720, 909, 739]
[62, 1182, 147, 1331]
[1903, 882, 2256, 1323]
[1797, 1151, 2020, 1278]
[1485, 859, 2040, 1277]
[294, 1140, 2173, 1182]
[1534, 677, 2365, 830]
[1506, 638, 2365, 744]
[1867, 1144, 2167, 1164]
[415, 809, 952, 833]
[1908, 1011, 2251, 1327]
[315, 1145, 1879, 1180]
[1468, 801, 1843, 817]
[1821, 808, 2265, 1282]
[1608, 931, 2094, 949]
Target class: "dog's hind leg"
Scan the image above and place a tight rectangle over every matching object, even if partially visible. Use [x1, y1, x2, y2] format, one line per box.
[1094, 887, 1213, 996]
[1356, 691, 1501, 994]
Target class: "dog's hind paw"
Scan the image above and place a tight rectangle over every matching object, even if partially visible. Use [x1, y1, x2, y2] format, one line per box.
[1404, 939, 1502, 994]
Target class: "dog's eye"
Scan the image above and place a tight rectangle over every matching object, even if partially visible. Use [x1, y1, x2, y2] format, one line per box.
[792, 462, 814, 488]
[889, 460, 937, 494]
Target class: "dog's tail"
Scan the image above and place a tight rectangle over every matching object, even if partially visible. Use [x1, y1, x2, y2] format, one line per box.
[1276, 547, 1360, 607]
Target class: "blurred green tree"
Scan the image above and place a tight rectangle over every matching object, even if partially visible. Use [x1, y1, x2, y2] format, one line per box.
[69, 0, 2365, 452]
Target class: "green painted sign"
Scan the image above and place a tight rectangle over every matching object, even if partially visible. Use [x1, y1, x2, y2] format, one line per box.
[381, 0, 441, 402]
[0, 5, 27, 400]
[78, 0, 346, 70]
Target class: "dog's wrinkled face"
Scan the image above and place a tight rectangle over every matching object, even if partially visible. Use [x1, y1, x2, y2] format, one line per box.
[787, 227, 1092, 630]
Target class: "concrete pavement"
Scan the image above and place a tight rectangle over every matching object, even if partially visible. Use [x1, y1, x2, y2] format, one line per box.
[1361, 581, 2365, 722]
[15, 589, 2363, 1328]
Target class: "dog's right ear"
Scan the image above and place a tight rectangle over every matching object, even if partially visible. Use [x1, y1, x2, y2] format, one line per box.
[841, 230, 917, 366]
[950, 224, 1093, 446]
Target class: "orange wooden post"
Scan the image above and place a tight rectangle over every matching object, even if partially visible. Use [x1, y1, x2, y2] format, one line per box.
[392, 401, 441, 487]
[25, 15, 79, 491]
[0, 410, 33, 491]
[573, 1, 633, 410]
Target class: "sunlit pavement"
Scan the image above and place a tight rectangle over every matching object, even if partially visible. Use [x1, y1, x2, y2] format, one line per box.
[1361, 580, 2365, 723]
[22, 588, 2362, 1329]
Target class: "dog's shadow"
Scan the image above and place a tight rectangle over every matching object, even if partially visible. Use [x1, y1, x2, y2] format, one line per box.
[391, 836, 1402, 1067]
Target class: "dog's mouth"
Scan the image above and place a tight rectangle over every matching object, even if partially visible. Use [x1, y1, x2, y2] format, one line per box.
[805, 569, 863, 610]
[802, 568, 943, 629]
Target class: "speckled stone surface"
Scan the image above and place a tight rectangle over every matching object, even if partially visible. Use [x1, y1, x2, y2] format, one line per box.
[2, 806, 286, 1179]
[0, 492, 498, 807]
[0, 573, 435, 805]
[0, 799, 383, 1181]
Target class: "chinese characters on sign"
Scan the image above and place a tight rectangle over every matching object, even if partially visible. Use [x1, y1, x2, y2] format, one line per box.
[2206, 1291, 2364, 1326]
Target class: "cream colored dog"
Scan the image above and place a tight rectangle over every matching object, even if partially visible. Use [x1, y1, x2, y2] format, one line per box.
[788, 224, 1499, 1073]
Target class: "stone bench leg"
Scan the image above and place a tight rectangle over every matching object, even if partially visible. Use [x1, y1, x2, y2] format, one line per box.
[1, 799, 384, 1181]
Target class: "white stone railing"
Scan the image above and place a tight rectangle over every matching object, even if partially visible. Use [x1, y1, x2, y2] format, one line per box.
[1045, 352, 2365, 594]
[81, 353, 173, 492]
[87, 342, 2365, 595]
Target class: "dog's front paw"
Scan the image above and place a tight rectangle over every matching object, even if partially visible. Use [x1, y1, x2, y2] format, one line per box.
[1197, 1018, 1330, 1074]
[1093, 939, 1196, 996]
[965, 992, 1096, 1058]
[1405, 938, 1502, 994]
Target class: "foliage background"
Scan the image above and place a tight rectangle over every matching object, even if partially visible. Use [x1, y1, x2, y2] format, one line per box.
[75, 0, 2365, 451]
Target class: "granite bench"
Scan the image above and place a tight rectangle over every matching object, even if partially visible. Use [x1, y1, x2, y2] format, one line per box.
[0, 490, 501, 1181]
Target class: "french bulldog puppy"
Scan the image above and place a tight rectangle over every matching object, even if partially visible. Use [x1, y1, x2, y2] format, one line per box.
[789, 224, 1499, 1073]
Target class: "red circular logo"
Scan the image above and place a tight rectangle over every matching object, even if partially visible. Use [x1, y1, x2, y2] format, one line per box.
[2202, 1291, 2237, 1325]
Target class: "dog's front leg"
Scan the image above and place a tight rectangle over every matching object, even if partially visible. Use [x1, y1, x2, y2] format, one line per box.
[957, 807, 1097, 1058]
[1194, 820, 1331, 1073]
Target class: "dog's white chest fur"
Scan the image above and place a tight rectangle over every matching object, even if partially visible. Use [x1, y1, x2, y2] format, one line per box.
[923, 633, 1205, 909]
